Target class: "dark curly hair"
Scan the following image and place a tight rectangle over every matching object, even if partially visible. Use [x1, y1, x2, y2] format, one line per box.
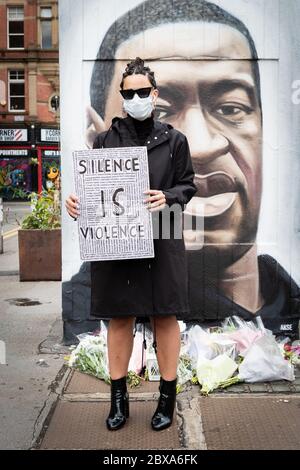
[120, 57, 157, 89]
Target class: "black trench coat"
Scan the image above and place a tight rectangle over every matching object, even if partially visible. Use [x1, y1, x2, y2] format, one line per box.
[90, 116, 196, 319]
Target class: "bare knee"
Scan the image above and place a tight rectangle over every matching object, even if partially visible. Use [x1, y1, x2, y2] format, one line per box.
[109, 316, 135, 331]
[152, 315, 177, 330]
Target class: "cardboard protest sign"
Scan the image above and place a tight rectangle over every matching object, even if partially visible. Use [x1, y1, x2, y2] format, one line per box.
[73, 147, 154, 261]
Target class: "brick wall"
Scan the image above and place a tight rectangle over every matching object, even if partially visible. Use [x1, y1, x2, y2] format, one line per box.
[0, 1, 59, 126]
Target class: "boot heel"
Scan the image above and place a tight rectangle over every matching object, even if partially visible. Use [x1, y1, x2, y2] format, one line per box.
[125, 393, 129, 418]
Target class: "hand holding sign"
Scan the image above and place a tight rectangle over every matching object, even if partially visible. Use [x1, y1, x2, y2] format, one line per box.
[65, 193, 80, 219]
[144, 189, 166, 212]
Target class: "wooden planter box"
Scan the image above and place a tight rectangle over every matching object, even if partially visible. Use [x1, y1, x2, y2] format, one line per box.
[18, 229, 61, 281]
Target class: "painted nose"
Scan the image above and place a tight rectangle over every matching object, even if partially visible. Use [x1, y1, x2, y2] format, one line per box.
[181, 106, 229, 164]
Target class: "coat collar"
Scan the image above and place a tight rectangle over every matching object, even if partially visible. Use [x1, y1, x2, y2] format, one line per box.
[145, 119, 173, 151]
[110, 116, 173, 151]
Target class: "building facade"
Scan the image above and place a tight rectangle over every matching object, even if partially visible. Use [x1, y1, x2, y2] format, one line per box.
[0, 0, 60, 199]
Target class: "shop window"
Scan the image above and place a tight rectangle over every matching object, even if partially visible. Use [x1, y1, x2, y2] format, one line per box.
[42, 150, 61, 191]
[7, 6, 24, 49]
[40, 7, 52, 49]
[8, 70, 25, 112]
[0, 155, 32, 199]
[0, 80, 6, 107]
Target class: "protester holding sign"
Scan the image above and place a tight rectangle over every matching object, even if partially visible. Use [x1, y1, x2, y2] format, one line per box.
[65, 58, 196, 432]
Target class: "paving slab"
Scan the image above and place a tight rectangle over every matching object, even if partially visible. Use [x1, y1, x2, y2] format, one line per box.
[199, 395, 300, 450]
[64, 370, 159, 396]
[39, 400, 181, 450]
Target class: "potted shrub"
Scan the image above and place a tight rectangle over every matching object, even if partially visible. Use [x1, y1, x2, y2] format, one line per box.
[18, 189, 61, 281]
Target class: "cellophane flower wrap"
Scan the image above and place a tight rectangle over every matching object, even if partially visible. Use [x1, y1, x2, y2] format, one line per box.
[66, 317, 297, 394]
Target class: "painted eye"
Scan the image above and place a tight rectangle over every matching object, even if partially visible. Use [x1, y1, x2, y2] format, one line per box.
[220, 106, 239, 114]
[214, 104, 252, 121]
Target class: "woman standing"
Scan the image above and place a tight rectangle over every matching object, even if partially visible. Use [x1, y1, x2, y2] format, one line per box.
[65, 57, 196, 431]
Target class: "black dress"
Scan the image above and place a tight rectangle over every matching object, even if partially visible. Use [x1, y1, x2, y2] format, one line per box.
[90, 115, 196, 319]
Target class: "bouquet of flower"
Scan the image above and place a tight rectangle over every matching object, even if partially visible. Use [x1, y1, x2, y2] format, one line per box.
[279, 340, 300, 366]
[221, 316, 266, 356]
[66, 316, 297, 394]
[68, 322, 144, 387]
[238, 334, 295, 382]
[177, 353, 193, 392]
[68, 332, 110, 383]
[196, 353, 238, 395]
[187, 324, 237, 364]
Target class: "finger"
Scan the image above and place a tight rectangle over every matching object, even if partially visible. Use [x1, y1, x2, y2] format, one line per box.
[68, 199, 79, 209]
[67, 206, 79, 217]
[144, 196, 162, 204]
[144, 196, 157, 203]
[65, 201, 80, 215]
[149, 199, 165, 209]
[144, 193, 164, 203]
[143, 189, 160, 195]
[86, 105, 107, 133]
[65, 202, 79, 213]
[70, 194, 79, 202]
[85, 126, 98, 149]
[67, 208, 79, 218]
[149, 202, 166, 213]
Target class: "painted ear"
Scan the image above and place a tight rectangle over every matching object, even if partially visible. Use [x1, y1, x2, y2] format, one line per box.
[85, 105, 107, 148]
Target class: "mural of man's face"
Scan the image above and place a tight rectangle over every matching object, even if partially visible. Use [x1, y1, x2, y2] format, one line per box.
[101, 22, 263, 266]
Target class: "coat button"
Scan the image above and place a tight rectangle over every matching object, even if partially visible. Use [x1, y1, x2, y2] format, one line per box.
[147, 140, 150, 144]
[154, 136, 158, 140]
[165, 131, 168, 134]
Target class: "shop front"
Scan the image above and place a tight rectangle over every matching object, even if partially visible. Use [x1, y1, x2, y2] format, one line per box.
[0, 126, 37, 200]
[36, 127, 60, 193]
[0, 125, 60, 199]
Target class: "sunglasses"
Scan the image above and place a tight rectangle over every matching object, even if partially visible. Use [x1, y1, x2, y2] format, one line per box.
[120, 87, 152, 100]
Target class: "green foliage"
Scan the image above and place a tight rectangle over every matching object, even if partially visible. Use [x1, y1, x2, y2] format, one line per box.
[127, 371, 142, 388]
[72, 344, 110, 384]
[21, 189, 61, 230]
[0, 183, 28, 200]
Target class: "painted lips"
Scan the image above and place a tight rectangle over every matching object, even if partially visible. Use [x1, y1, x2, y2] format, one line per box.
[185, 171, 238, 217]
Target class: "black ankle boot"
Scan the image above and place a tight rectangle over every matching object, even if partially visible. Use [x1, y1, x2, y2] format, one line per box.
[151, 377, 177, 431]
[106, 376, 129, 431]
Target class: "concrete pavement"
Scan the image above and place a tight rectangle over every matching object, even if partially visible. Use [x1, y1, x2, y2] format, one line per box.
[35, 368, 300, 450]
[0, 202, 66, 449]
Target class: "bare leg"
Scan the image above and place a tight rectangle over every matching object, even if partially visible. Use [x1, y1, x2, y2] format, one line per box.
[151, 316, 180, 381]
[107, 316, 135, 380]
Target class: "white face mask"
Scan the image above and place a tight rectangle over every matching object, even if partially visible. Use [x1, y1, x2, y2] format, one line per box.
[123, 94, 154, 121]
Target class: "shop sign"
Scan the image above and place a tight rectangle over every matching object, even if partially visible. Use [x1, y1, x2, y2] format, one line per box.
[41, 129, 60, 142]
[43, 150, 60, 157]
[0, 149, 28, 156]
[0, 129, 28, 142]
